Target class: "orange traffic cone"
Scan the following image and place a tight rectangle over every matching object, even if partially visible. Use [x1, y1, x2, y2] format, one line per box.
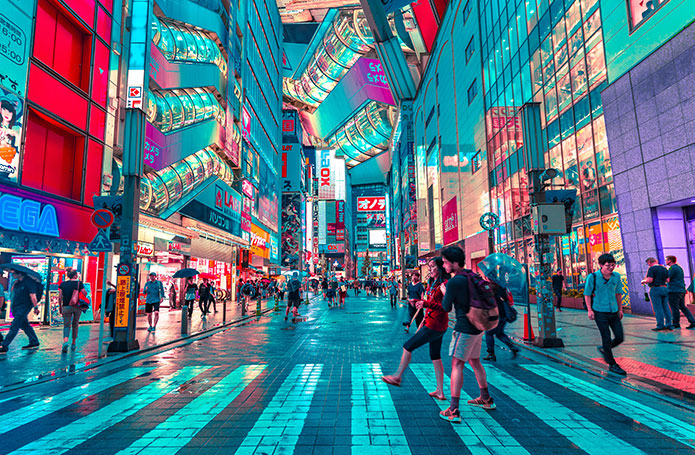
[523, 307, 535, 341]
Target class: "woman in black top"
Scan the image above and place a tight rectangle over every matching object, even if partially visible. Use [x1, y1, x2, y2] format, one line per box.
[482, 279, 519, 361]
[405, 272, 425, 332]
[58, 270, 84, 353]
[184, 277, 198, 318]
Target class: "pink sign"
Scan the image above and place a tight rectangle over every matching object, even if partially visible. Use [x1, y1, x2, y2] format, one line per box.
[442, 197, 458, 245]
[241, 106, 251, 142]
[241, 179, 255, 199]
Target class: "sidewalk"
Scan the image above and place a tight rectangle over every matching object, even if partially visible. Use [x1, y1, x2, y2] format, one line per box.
[0, 296, 282, 389]
[505, 307, 695, 399]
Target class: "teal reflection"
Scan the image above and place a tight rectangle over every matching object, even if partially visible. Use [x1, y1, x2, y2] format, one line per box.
[151, 16, 227, 73]
[146, 87, 224, 134]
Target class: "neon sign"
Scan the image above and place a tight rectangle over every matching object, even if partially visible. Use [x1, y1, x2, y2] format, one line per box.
[0, 193, 59, 237]
[365, 61, 388, 87]
[241, 106, 251, 142]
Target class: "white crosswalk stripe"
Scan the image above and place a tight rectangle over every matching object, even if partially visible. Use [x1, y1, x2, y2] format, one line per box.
[523, 364, 695, 448]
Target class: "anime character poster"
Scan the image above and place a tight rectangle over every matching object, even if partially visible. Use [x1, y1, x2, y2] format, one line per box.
[281, 193, 302, 269]
[0, 88, 22, 182]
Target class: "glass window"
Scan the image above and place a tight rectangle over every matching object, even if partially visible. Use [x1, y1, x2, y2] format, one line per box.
[590, 82, 605, 118]
[540, 35, 553, 66]
[547, 118, 560, 148]
[147, 174, 169, 214]
[560, 106, 575, 139]
[574, 94, 591, 129]
[517, 2, 528, 39]
[173, 90, 195, 126]
[526, 0, 538, 31]
[153, 93, 173, 132]
[550, 0, 564, 26]
[580, 0, 599, 21]
[586, 41, 606, 89]
[565, 0, 581, 35]
[557, 69, 572, 112]
[468, 79, 478, 104]
[162, 91, 184, 129]
[599, 184, 616, 216]
[583, 8, 601, 40]
[171, 160, 195, 193]
[552, 18, 567, 51]
[570, 59, 587, 98]
[562, 135, 578, 187]
[465, 37, 475, 63]
[192, 31, 209, 62]
[576, 123, 596, 191]
[545, 86, 558, 120]
[583, 189, 599, 219]
[530, 49, 543, 91]
[549, 144, 563, 175]
[568, 30, 585, 67]
[169, 25, 188, 61]
[593, 116, 611, 185]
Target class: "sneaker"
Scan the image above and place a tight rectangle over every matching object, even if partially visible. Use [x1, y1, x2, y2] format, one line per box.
[70, 344, 77, 351]
[467, 396, 496, 410]
[61, 342, 69, 353]
[652, 327, 668, 331]
[672, 324, 681, 329]
[151, 327, 156, 332]
[511, 347, 519, 358]
[439, 407, 461, 423]
[147, 327, 153, 332]
[609, 364, 627, 375]
[483, 353, 496, 361]
[22, 344, 39, 350]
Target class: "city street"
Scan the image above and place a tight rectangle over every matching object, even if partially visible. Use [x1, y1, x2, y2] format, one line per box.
[1, 296, 694, 455]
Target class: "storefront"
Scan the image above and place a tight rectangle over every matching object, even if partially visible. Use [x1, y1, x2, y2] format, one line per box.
[0, 184, 101, 325]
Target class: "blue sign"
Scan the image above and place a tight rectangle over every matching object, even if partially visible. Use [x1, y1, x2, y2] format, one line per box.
[0, 193, 59, 236]
[88, 229, 113, 253]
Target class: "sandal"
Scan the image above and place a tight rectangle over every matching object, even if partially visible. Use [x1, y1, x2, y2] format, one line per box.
[381, 375, 401, 387]
[429, 391, 446, 401]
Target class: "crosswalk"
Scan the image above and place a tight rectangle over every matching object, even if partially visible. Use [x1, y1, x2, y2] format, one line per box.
[0, 362, 694, 454]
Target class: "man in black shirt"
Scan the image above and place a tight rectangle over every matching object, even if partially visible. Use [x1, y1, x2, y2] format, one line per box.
[551, 270, 564, 311]
[665, 255, 695, 329]
[439, 247, 494, 423]
[405, 272, 424, 332]
[0, 271, 40, 354]
[642, 257, 673, 331]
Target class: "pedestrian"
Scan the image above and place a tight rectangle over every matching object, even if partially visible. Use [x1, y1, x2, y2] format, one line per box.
[285, 272, 303, 321]
[198, 279, 210, 317]
[405, 272, 425, 333]
[105, 281, 116, 338]
[0, 270, 41, 354]
[143, 272, 164, 331]
[168, 282, 178, 310]
[321, 277, 328, 300]
[440, 246, 495, 421]
[388, 278, 398, 308]
[57, 269, 85, 352]
[338, 277, 347, 308]
[184, 277, 198, 318]
[641, 257, 673, 331]
[382, 257, 450, 400]
[584, 253, 626, 375]
[278, 279, 286, 303]
[241, 280, 254, 312]
[552, 269, 564, 312]
[665, 255, 695, 329]
[482, 278, 519, 361]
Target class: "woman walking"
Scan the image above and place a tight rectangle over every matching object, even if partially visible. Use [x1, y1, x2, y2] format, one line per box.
[482, 278, 519, 361]
[184, 277, 198, 318]
[404, 272, 425, 332]
[58, 270, 85, 353]
[382, 257, 450, 399]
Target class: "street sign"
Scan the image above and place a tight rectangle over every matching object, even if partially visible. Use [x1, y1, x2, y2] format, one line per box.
[88, 229, 113, 252]
[115, 274, 131, 328]
[118, 263, 131, 275]
[91, 209, 114, 229]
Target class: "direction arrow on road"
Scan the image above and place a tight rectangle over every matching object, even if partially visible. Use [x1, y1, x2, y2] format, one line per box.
[88, 229, 113, 252]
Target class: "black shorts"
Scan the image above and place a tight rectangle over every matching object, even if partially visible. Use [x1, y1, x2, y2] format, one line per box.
[279, 291, 285, 299]
[403, 327, 445, 360]
[145, 301, 160, 313]
[288, 297, 301, 307]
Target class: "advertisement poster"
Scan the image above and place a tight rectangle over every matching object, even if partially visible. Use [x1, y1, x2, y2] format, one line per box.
[281, 193, 301, 269]
[442, 196, 459, 245]
[0, 1, 33, 97]
[256, 157, 279, 231]
[366, 213, 386, 228]
[0, 87, 23, 182]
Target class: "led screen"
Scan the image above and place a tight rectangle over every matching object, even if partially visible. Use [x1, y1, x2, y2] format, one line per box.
[369, 229, 387, 247]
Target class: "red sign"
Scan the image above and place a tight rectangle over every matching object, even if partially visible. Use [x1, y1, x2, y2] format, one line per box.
[241, 106, 251, 142]
[442, 196, 459, 245]
[129, 87, 141, 98]
[357, 196, 386, 212]
[134, 242, 154, 256]
[282, 119, 294, 132]
[91, 209, 114, 228]
[242, 179, 255, 199]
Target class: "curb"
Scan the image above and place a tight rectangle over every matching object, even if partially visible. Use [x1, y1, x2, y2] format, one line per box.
[511, 335, 695, 412]
[0, 302, 280, 393]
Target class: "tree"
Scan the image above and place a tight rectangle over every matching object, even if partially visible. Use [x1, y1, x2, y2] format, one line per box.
[361, 249, 372, 277]
[377, 252, 384, 278]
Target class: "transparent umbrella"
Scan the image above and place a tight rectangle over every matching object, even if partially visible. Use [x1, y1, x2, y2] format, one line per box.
[478, 253, 529, 306]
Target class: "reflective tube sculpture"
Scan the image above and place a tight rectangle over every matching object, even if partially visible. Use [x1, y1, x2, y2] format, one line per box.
[151, 16, 227, 73]
[328, 101, 395, 167]
[118, 146, 233, 216]
[146, 87, 224, 133]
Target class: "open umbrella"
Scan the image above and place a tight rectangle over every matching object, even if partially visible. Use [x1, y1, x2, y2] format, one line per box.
[0, 263, 43, 283]
[172, 268, 199, 279]
[478, 253, 529, 306]
[198, 272, 217, 280]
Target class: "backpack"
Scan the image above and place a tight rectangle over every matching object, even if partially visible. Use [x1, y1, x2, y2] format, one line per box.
[457, 270, 499, 331]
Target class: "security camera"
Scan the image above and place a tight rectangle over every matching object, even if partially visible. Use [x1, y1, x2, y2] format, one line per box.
[539, 168, 561, 182]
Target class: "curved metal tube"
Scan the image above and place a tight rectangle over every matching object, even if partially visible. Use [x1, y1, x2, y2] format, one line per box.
[151, 16, 227, 73]
[146, 87, 224, 134]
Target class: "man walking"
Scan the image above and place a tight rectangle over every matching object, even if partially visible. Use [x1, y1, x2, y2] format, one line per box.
[665, 255, 695, 329]
[388, 278, 398, 309]
[642, 257, 673, 331]
[552, 269, 564, 311]
[285, 272, 303, 322]
[585, 254, 626, 375]
[143, 272, 164, 331]
[0, 270, 41, 354]
[440, 247, 495, 422]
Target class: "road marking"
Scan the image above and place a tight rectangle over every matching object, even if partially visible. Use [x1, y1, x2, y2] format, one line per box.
[351, 363, 411, 454]
[523, 364, 695, 448]
[482, 365, 646, 455]
[115, 365, 265, 454]
[411, 363, 530, 455]
[8, 366, 210, 455]
[0, 367, 155, 435]
[234, 363, 322, 455]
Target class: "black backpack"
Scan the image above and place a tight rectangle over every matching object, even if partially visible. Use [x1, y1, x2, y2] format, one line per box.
[457, 270, 499, 331]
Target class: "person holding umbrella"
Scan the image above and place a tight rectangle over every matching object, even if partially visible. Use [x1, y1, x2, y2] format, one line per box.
[0, 265, 42, 354]
[173, 268, 200, 319]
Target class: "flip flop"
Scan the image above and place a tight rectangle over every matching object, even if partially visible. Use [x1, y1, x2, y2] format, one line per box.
[382, 376, 401, 387]
[429, 391, 447, 401]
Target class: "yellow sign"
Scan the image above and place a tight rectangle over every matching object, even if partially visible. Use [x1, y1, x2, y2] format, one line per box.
[115, 275, 131, 328]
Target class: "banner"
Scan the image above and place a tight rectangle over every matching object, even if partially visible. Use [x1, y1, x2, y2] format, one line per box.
[281, 193, 302, 269]
[357, 196, 386, 212]
[442, 196, 459, 245]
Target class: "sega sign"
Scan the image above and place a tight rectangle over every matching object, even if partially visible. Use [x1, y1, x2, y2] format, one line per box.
[357, 196, 386, 212]
[319, 149, 331, 187]
[0, 193, 59, 237]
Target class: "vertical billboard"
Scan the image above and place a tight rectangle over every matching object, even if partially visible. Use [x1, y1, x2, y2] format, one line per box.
[255, 158, 279, 231]
[0, 88, 23, 182]
[442, 196, 459, 245]
[317, 149, 346, 200]
[281, 193, 302, 269]
[281, 143, 302, 192]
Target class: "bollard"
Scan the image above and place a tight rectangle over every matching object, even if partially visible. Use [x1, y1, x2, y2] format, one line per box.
[256, 295, 262, 316]
[223, 299, 227, 323]
[241, 297, 247, 316]
[181, 304, 188, 335]
[274, 294, 279, 312]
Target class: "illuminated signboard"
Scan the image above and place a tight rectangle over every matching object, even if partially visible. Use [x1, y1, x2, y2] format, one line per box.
[0, 192, 59, 236]
[442, 197, 458, 245]
[357, 196, 386, 212]
[241, 106, 251, 142]
[363, 60, 387, 87]
[0, 1, 35, 97]
[241, 179, 255, 199]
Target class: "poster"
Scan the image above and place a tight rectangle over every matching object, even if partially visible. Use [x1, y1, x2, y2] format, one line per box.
[0, 87, 23, 182]
[281, 193, 301, 269]
[0, 1, 34, 97]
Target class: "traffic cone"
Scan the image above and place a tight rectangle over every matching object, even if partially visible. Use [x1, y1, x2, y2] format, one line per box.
[523, 307, 535, 341]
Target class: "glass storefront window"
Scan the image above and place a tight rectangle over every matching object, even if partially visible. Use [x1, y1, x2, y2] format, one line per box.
[576, 123, 596, 191]
[599, 184, 616, 216]
[583, 189, 599, 220]
[568, 29, 585, 66]
[562, 135, 578, 188]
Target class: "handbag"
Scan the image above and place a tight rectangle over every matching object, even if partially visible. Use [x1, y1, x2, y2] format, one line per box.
[69, 286, 80, 307]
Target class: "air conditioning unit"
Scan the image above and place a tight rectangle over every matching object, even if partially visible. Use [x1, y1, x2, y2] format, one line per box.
[532, 203, 568, 235]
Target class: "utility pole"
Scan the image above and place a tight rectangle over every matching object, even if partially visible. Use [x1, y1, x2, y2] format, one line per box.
[109, 0, 153, 352]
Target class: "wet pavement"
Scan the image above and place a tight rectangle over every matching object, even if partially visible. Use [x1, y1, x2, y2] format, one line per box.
[0, 295, 694, 454]
[0, 297, 279, 390]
